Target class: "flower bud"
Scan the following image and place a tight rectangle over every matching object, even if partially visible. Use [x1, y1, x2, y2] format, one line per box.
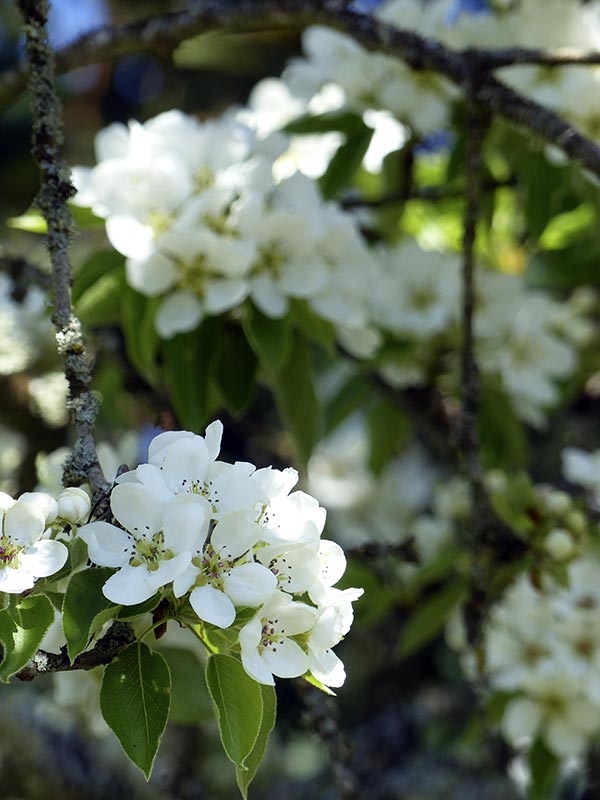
[566, 509, 587, 536]
[544, 528, 575, 561]
[57, 487, 91, 524]
[540, 489, 571, 516]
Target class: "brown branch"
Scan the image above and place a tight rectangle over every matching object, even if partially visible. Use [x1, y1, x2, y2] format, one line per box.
[342, 175, 517, 209]
[16, 0, 108, 503]
[15, 620, 135, 681]
[2, 2, 600, 178]
[476, 46, 600, 70]
[296, 680, 360, 800]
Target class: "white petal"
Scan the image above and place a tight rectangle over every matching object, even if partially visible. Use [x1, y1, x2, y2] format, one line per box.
[155, 292, 204, 339]
[212, 512, 262, 559]
[251, 276, 288, 318]
[0, 567, 35, 593]
[263, 637, 309, 679]
[4, 502, 46, 546]
[309, 648, 346, 688]
[78, 521, 132, 568]
[223, 563, 277, 606]
[106, 215, 154, 259]
[110, 483, 163, 537]
[148, 430, 196, 464]
[241, 648, 275, 686]
[317, 540, 346, 587]
[147, 552, 191, 592]
[126, 252, 179, 297]
[20, 540, 68, 578]
[189, 584, 236, 628]
[501, 698, 542, 744]
[162, 494, 210, 552]
[173, 564, 198, 598]
[134, 463, 173, 500]
[204, 420, 223, 462]
[102, 566, 155, 605]
[204, 279, 249, 314]
[546, 718, 588, 758]
[161, 437, 210, 494]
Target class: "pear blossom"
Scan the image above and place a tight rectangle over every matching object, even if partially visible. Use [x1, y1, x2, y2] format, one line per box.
[173, 511, 277, 629]
[239, 591, 317, 686]
[78, 484, 210, 604]
[0, 491, 67, 593]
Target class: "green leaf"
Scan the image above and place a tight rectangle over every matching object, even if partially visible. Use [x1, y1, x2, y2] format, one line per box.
[214, 325, 257, 417]
[538, 203, 595, 250]
[269, 334, 321, 467]
[320, 122, 374, 199]
[396, 581, 467, 659]
[117, 594, 162, 621]
[325, 374, 372, 434]
[75, 269, 125, 326]
[285, 111, 365, 136]
[162, 318, 221, 431]
[121, 288, 162, 384]
[367, 397, 410, 475]
[236, 684, 277, 799]
[205, 654, 264, 767]
[62, 567, 117, 662]
[290, 300, 336, 353]
[7, 209, 47, 233]
[528, 737, 561, 800]
[73, 249, 124, 304]
[243, 307, 292, 372]
[69, 203, 106, 229]
[161, 647, 213, 725]
[0, 594, 54, 682]
[479, 381, 528, 471]
[100, 641, 171, 779]
[302, 672, 336, 696]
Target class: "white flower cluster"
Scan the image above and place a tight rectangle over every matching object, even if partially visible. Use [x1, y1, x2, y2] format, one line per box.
[480, 563, 600, 759]
[283, 5, 457, 134]
[72, 110, 376, 346]
[0, 274, 52, 376]
[563, 446, 600, 509]
[279, 0, 600, 142]
[77, 421, 362, 688]
[374, 247, 593, 425]
[0, 487, 90, 593]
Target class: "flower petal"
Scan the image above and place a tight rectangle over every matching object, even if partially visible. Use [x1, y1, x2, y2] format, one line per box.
[263, 637, 309, 679]
[102, 566, 155, 605]
[223, 563, 277, 606]
[78, 521, 132, 568]
[110, 483, 163, 537]
[20, 540, 68, 579]
[189, 584, 236, 628]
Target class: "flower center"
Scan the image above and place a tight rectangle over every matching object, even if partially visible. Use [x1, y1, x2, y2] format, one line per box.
[0, 538, 22, 569]
[258, 617, 285, 654]
[256, 242, 287, 278]
[130, 532, 173, 571]
[192, 546, 232, 591]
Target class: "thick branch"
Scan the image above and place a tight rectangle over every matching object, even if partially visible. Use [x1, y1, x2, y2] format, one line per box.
[15, 621, 135, 681]
[16, 0, 108, 502]
[3, 2, 600, 178]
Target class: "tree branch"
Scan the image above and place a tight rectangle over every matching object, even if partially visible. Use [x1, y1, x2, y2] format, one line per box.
[15, 620, 135, 681]
[16, 0, 108, 503]
[3, 2, 600, 178]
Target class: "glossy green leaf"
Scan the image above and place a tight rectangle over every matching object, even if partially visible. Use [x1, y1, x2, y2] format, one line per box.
[162, 318, 221, 431]
[215, 325, 257, 417]
[7, 209, 47, 233]
[205, 654, 264, 767]
[269, 334, 321, 467]
[528, 737, 560, 800]
[100, 641, 171, 778]
[243, 307, 292, 372]
[396, 581, 467, 659]
[62, 567, 117, 662]
[121, 288, 162, 384]
[0, 594, 54, 682]
[161, 647, 213, 725]
[320, 122, 373, 199]
[72, 249, 124, 304]
[236, 684, 277, 799]
[325, 374, 372, 434]
[75, 269, 124, 326]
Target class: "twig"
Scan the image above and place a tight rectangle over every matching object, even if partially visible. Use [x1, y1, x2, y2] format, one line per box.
[2, 3, 600, 177]
[457, 73, 492, 667]
[15, 620, 135, 681]
[342, 176, 517, 209]
[16, 0, 108, 503]
[296, 680, 360, 800]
